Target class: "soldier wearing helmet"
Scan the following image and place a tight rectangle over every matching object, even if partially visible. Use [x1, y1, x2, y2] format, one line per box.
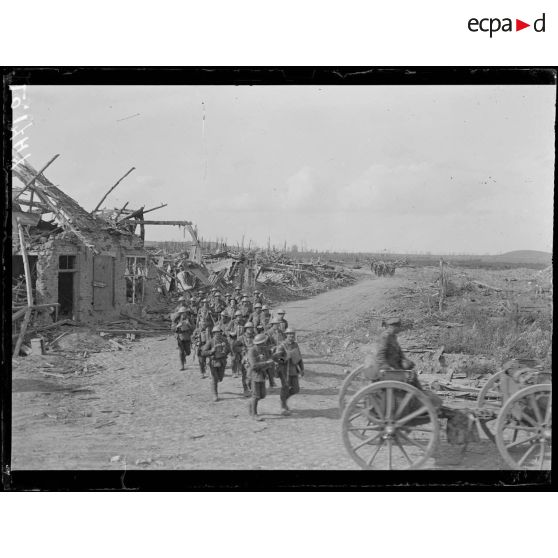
[275, 309, 289, 333]
[267, 316, 285, 346]
[240, 295, 253, 320]
[252, 289, 265, 306]
[246, 333, 275, 420]
[201, 326, 231, 402]
[196, 298, 214, 331]
[210, 291, 226, 322]
[218, 309, 231, 332]
[249, 302, 265, 329]
[193, 323, 210, 379]
[272, 328, 304, 415]
[261, 305, 272, 330]
[228, 329, 245, 384]
[171, 306, 195, 371]
[224, 297, 238, 320]
[229, 310, 245, 337]
[238, 322, 256, 396]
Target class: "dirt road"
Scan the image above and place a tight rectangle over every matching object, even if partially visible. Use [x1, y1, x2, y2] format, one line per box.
[11, 269, 507, 470]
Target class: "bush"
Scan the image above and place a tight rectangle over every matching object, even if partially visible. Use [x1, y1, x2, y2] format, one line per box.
[437, 301, 552, 363]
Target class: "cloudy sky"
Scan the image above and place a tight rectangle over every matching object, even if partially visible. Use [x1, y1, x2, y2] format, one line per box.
[12, 84, 555, 254]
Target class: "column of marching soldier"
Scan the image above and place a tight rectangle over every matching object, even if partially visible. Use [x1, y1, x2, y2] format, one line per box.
[170, 286, 304, 421]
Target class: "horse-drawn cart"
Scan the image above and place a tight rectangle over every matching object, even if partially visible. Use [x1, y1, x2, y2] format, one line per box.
[339, 360, 551, 470]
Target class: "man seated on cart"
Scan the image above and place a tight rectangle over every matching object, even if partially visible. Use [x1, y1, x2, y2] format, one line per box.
[375, 317, 442, 410]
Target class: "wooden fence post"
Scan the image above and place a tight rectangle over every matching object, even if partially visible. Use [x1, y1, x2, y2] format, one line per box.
[13, 219, 35, 357]
[438, 258, 447, 312]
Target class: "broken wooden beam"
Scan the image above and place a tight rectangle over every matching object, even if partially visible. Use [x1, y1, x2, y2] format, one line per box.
[13, 199, 52, 213]
[11, 319, 77, 341]
[471, 280, 502, 292]
[12, 302, 60, 322]
[13, 218, 35, 357]
[124, 220, 193, 226]
[116, 205, 145, 223]
[114, 201, 129, 221]
[93, 167, 136, 212]
[139, 203, 168, 216]
[13, 153, 60, 200]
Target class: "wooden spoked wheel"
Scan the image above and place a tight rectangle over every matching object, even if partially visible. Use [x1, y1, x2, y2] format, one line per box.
[338, 365, 368, 412]
[476, 370, 505, 441]
[341, 381, 439, 470]
[495, 384, 552, 470]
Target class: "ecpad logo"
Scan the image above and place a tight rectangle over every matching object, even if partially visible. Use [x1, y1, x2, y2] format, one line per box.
[468, 13, 546, 37]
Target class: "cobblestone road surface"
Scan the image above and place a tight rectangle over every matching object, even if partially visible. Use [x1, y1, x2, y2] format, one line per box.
[12, 271, 507, 470]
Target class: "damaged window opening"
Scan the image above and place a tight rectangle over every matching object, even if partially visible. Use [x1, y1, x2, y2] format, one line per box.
[125, 256, 147, 303]
[59, 255, 76, 270]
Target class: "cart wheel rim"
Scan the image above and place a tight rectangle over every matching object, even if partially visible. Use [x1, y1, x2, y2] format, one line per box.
[341, 381, 439, 470]
[495, 384, 552, 470]
[477, 370, 504, 409]
[338, 365, 367, 411]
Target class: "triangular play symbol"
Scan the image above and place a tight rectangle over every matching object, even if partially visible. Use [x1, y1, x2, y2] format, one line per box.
[516, 19, 530, 31]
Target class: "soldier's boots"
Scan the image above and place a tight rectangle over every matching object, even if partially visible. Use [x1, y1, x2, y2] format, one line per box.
[267, 370, 276, 388]
[211, 381, 219, 402]
[250, 399, 264, 421]
[280, 400, 291, 416]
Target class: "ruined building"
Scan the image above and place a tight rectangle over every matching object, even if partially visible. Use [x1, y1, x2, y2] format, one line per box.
[12, 159, 185, 326]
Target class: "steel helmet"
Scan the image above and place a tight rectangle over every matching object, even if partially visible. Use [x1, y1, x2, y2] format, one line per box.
[285, 328, 295, 335]
[254, 302, 262, 308]
[270, 317, 281, 324]
[244, 321, 254, 328]
[234, 310, 242, 317]
[262, 305, 269, 311]
[277, 309, 286, 315]
[212, 326, 222, 333]
[229, 330, 237, 336]
[254, 333, 267, 345]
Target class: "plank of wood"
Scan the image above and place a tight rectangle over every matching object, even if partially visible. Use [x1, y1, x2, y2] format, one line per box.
[125, 220, 194, 226]
[13, 153, 60, 200]
[11, 319, 77, 340]
[109, 339, 126, 350]
[13, 308, 32, 357]
[472, 280, 502, 292]
[93, 167, 136, 212]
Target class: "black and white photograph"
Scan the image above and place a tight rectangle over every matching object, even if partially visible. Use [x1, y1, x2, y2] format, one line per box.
[4, 70, 555, 479]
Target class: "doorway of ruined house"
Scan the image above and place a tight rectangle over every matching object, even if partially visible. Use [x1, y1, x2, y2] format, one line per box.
[58, 255, 77, 319]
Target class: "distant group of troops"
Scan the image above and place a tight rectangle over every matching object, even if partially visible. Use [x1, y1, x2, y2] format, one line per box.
[170, 287, 303, 421]
[370, 260, 396, 277]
